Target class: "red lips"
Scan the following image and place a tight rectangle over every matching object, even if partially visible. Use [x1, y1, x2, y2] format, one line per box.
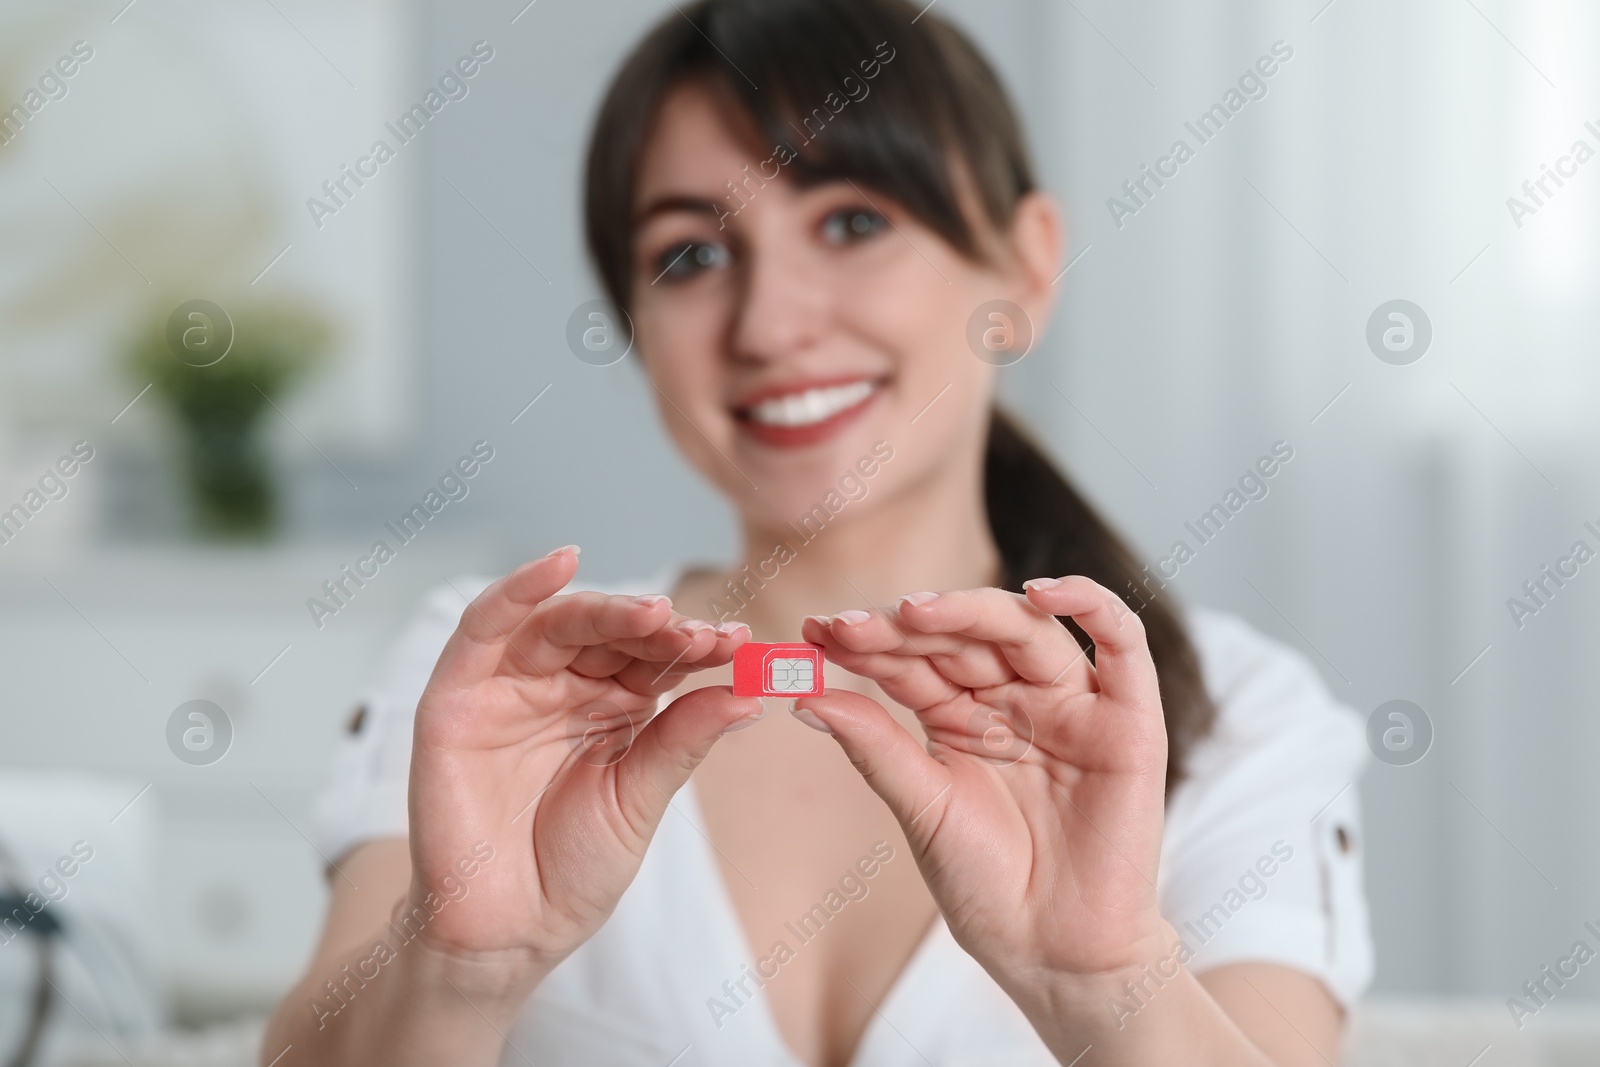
[731, 376, 883, 449]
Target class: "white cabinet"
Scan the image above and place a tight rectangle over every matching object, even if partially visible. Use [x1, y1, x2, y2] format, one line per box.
[0, 544, 484, 1020]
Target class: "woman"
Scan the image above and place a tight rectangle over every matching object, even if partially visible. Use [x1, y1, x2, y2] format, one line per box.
[265, 1, 1371, 1064]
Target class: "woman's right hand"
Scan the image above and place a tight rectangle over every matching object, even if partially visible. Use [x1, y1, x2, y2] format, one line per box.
[400, 545, 757, 982]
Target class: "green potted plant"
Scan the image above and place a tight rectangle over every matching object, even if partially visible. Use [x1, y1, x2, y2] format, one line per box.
[125, 297, 333, 539]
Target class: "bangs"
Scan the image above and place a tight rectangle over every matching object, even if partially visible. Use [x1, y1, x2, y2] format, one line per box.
[585, 0, 1035, 315]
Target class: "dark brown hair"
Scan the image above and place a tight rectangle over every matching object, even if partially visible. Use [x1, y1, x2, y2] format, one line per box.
[582, 0, 1215, 792]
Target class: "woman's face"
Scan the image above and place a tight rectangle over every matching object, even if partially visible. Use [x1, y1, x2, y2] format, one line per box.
[628, 80, 1058, 530]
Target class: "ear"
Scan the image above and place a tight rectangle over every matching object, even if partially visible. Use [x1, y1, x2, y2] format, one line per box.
[1004, 192, 1064, 339]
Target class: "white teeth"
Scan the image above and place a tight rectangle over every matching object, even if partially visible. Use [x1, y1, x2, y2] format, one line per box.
[748, 380, 876, 428]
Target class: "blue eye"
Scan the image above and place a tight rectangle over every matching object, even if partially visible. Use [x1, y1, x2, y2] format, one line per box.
[654, 240, 729, 281]
[822, 207, 886, 244]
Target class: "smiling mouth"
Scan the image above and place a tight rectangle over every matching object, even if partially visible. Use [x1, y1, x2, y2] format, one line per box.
[731, 377, 886, 449]
[738, 379, 880, 427]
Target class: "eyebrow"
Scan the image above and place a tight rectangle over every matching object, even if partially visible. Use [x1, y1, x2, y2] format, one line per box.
[634, 194, 726, 226]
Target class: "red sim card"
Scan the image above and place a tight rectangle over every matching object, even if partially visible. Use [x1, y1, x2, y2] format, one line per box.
[733, 642, 824, 697]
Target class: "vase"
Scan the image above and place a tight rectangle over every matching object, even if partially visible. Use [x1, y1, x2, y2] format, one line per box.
[179, 415, 275, 538]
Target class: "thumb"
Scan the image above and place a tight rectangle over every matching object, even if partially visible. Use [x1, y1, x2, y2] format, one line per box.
[793, 690, 952, 846]
[612, 685, 761, 835]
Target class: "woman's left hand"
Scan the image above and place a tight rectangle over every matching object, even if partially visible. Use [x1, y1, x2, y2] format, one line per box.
[796, 576, 1173, 993]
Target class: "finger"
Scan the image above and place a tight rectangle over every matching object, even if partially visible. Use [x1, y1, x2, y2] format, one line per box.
[806, 604, 1030, 697]
[566, 616, 715, 677]
[799, 616, 965, 709]
[806, 610, 1017, 691]
[498, 592, 693, 679]
[611, 686, 763, 838]
[526, 591, 684, 649]
[701, 620, 753, 666]
[610, 621, 751, 695]
[658, 617, 749, 664]
[602, 616, 748, 668]
[568, 619, 749, 689]
[432, 547, 580, 688]
[791, 689, 953, 849]
[1023, 576, 1158, 705]
[814, 608, 1011, 664]
[894, 587, 1091, 685]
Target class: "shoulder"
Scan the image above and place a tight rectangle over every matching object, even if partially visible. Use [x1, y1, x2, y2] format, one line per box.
[1175, 602, 1367, 800]
[1182, 601, 1348, 726]
[1156, 602, 1374, 1006]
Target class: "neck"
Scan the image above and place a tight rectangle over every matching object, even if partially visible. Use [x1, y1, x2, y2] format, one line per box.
[711, 450, 1003, 643]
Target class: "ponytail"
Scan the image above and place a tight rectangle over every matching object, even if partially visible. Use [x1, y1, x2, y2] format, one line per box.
[985, 406, 1216, 794]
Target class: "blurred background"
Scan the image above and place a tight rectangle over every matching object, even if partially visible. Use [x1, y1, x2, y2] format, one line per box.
[2, 0, 1598, 1063]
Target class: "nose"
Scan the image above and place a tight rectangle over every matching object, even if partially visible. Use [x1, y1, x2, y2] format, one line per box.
[729, 229, 828, 364]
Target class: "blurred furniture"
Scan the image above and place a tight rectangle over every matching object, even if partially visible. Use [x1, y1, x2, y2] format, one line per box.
[0, 770, 162, 1065]
[1346, 1000, 1600, 1067]
[37, 1000, 1600, 1065]
[0, 543, 483, 1025]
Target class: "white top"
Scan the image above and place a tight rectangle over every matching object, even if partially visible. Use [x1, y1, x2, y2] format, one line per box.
[311, 564, 1374, 1067]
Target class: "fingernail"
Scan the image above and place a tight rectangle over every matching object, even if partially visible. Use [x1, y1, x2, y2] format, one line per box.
[802, 614, 832, 628]
[790, 701, 834, 734]
[722, 711, 764, 734]
[715, 621, 750, 636]
[546, 544, 580, 558]
[899, 591, 939, 607]
[634, 593, 671, 606]
[834, 609, 871, 625]
[678, 619, 713, 634]
[1023, 577, 1062, 591]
